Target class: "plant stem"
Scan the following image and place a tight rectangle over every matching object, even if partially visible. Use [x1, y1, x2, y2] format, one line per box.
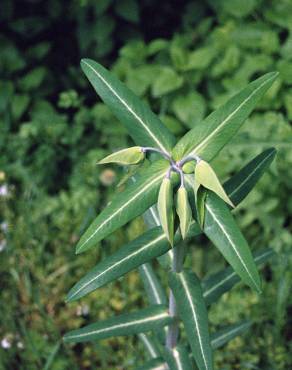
[166, 242, 185, 349]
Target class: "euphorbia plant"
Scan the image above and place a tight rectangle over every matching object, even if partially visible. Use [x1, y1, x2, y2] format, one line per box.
[64, 59, 278, 370]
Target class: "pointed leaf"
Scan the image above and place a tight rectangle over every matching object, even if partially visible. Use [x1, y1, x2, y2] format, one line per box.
[63, 305, 172, 343]
[202, 248, 275, 306]
[136, 358, 167, 370]
[76, 160, 168, 253]
[81, 59, 175, 153]
[173, 72, 278, 162]
[67, 228, 171, 302]
[163, 345, 194, 370]
[98, 146, 145, 165]
[169, 270, 213, 370]
[203, 192, 262, 293]
[158, 178, 174, 246]
[138, 333, 162, 359]
[195, 160, 234, 208]
[176, 186, 193, 239]
[211, 321, 252, 349]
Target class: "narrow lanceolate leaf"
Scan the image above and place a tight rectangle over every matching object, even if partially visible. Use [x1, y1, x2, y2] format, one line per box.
[195, 160, 234, 208]
[204, 192, 262, 293]
[196, 186, 207, 228]
[158, 178, 174, 246]
[64, 305, 172, 343]
[163, 345, 194, 370]
[172, 72, 278, 162]
[224, 148, 277, 206]
[136, 358, 167, 370]
[81, 59, 175, 153]
[202, 248, 275, 306]
[76, 160, 168, 253]
[211, 321, 252, 350]
[176, 186, 192, 239]
[139, 262, 167, 305]
[169, 270, 213, 370]
[138, 333, 162, 359]
[98, 146, 145, 165]
[67, 228, 171, 302]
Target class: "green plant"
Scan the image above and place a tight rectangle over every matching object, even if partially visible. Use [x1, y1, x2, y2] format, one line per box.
[63, 59, 279, 369]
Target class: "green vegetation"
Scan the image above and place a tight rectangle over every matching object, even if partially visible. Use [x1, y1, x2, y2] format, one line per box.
[0, 0, 291, 369]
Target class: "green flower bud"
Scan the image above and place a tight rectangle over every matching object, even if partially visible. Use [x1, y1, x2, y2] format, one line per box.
[98, 146, 145, 165]
[158, 177, 174, 246]
[176, 186, 193, 239]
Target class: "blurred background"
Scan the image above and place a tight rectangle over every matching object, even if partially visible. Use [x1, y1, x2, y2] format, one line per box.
[0, 0, 291, 369]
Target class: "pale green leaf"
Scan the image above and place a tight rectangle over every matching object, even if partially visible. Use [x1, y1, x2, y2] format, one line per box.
[158, 178, 174, 246]
[64, 305, 172, 343]
[98, 146, 145, 165]
[81, 59, 175, 153]
[176, 186, 193, 239]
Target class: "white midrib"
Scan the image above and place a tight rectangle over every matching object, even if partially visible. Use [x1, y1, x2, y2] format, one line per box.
[139, 334, 158, 358]
[211, 322, 248, 347]
[79, 171, 165, 249]
[83, 60, 169, 153]
[140, 262, 164, 304]
[205, 204, 259, 290]
[189, 75, 274, 157]
[173, 349, 184, 370]
[66, 312, 169, 339]
[228, 150, 274, 198]
[71, 234, 166, 299]
[180, 274, 209, 370]
[203, 251, 269, 298]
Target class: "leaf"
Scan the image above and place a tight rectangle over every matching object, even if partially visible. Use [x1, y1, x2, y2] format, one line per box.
[63, 305, 172, 343]
[81, 59, 175, 153]
[139, 262, 168, 305]
[172, 72, 278, 161]
[158, 178, 175, 246]
[203, 192, 262, 293]
[202, 248, 275, 306]
[169, 270, 213, 370]
[176, 186, 193, 239]
[136, 358, 167, 370]
[195, 160, 234, 208]
[224, 148, 277, 206]
[211, 321, 252, 350]
[138, 333, 162, 359]
[76, 160, 168, 253]
[98, 146, 145, 165]
[152, 67, 184, 97]
[196, 186, 207, 228]
[163, 345, 194, 370]
[67, 228, 171, 302]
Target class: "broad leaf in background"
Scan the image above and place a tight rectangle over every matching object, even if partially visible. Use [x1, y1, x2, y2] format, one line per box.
[158, 177, 175, 246]
[202, 248, 275, 306]
[67, 227, 171, 302]
[81, 59, 176, 153]
[173, 72, 278, 162]
[64, 305, 172, 343]
[203, 192, 262, 293]
[76, 160, 168, 253]
[169, 270, 213, 370]
[163, 345, 195, 370]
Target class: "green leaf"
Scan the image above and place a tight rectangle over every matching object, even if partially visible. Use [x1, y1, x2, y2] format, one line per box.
[115, 0, 139, 23]
[138, 333, 162, 359]
[98, 146, 145, 165]
[176, 186, 193, 239]
[76, 160, 168, 253]
[169, 270, 213, 370]
[81, 59, 175, 153]
[139, 262, 168, 305]
[211, 321, 252, 349]
[195, 160, 234, 208]
[203, 192, 262, 293]
[224, 148, 277, 206]
[151, 67, 184, 97]
[67, 228, 171, 302]
[163, 345, 194, 370]
[64, 305, 172, 343]
[196, 186, 207, 228]
[203, 248, 275, 306]
[172, 72, 278, 161]
[158, 178, 175, 246]
[136, 358, 167, 370]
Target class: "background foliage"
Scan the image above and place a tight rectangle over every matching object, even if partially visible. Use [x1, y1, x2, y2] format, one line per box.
[0, 0, 291, 369]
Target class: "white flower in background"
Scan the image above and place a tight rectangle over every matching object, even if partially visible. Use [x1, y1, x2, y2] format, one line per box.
[0, 222, 8, 232]
[17, 341, 24, 349]
[0, 184, 9, 197]
[0, 240, 6, 252]
[76, 304, 90, 316]
[1, 337, 11, 349]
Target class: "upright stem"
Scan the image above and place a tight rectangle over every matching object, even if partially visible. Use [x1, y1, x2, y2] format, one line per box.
[166, 243, 185, 349]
